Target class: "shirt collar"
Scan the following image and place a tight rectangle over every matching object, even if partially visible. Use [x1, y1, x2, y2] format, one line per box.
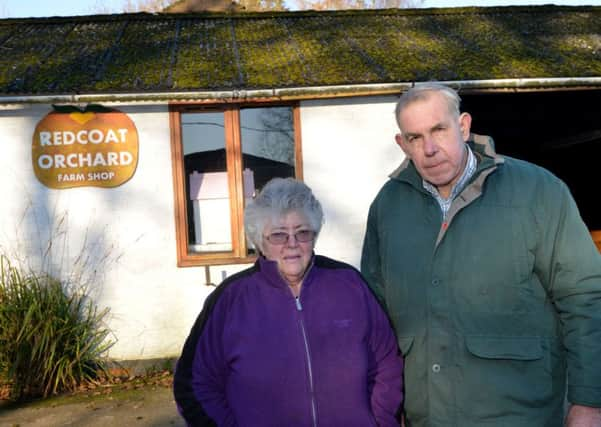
[422, 145, 477, 215]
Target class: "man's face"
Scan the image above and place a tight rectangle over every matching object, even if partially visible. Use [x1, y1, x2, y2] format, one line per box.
[395, 91, 472, 198]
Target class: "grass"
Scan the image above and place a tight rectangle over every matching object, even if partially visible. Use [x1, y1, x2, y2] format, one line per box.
[0, 255, 114, 401]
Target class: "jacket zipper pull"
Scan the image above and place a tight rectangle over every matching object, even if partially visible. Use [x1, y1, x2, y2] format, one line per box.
[295, 296, 302, 311]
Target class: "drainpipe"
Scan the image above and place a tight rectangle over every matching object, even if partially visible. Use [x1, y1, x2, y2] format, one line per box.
[2, 77, 601, 105]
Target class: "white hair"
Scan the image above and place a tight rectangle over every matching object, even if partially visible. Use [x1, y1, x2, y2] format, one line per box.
[395, 82, 461, 129]
[244, 177, 324, 253]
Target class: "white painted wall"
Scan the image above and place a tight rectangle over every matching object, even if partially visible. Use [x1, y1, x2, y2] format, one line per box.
[0, 95, 404, 360]
[0, 102, 249, 360]
[301, 96, 405, 268]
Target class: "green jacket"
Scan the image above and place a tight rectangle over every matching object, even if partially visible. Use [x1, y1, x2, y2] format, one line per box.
[361, 134, 601, 427]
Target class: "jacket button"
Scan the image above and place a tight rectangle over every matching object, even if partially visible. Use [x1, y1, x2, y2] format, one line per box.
[432, 279, 440, 286]
[432, 364, 441, 373]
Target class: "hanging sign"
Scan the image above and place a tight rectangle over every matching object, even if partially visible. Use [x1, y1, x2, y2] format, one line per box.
[32, 105, 139, 189]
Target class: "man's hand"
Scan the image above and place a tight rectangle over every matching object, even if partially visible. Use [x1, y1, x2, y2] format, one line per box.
[566, 404, 601, 427]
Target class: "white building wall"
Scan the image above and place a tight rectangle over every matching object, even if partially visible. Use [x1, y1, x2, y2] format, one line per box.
[301, 96, 405, 267]
[0, 95, 404, 360]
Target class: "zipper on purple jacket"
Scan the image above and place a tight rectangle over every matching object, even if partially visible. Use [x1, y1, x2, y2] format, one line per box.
[296, 296, 318, 427]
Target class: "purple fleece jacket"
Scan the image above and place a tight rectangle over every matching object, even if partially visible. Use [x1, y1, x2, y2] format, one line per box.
[173, 255, 403, 427]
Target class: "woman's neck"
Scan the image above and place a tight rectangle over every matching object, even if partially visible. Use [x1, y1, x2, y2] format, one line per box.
[288, 280, 302, 297]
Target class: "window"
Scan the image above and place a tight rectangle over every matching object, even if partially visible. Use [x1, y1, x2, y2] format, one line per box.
[169, 103, 302, 266]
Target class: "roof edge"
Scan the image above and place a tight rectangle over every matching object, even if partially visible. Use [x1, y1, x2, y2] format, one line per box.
[1, 4, 598, 24]
[2, 77, 601, 105]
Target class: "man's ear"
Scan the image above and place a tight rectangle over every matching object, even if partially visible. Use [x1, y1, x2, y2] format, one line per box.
[459, 113, 472, 141]
[395, 133, 410, 156]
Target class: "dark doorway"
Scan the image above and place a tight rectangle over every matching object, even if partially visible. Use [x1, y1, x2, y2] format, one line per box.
[461, 89, 601, 232]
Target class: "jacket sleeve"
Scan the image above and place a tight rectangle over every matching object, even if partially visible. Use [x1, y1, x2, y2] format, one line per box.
[535, 180, 601, 407]
[173, 288, 237, 427]
[363, 279, 404, 426]
[361, 200, 387, 306]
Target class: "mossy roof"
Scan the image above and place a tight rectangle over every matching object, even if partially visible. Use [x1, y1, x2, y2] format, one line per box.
[1, 6, 600, 98]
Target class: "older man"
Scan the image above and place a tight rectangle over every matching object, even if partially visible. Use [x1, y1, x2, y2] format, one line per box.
[361, 83, 601, 427]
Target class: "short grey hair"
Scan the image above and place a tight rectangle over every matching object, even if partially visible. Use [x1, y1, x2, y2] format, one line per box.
[244, 177, 324, 253]
[395, 83, 461, 129]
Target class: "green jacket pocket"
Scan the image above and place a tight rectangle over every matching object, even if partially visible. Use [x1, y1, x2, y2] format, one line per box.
[465, 335, 543, 360]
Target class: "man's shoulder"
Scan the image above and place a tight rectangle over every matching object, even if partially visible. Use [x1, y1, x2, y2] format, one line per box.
[488, 155, 570, 208]
[498, 155, 563, 186]
[371, 176, 418, 205]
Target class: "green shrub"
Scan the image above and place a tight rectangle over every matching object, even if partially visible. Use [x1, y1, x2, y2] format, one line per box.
[0, 255, 114, 400]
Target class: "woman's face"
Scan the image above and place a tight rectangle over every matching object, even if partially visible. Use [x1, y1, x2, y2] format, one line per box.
[262, 210, 315, 286]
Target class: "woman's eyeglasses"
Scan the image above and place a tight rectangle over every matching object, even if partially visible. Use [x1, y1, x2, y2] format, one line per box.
[264, 230, 315, 245]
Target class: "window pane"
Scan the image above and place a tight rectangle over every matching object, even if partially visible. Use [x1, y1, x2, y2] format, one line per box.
[240, 106, 295, 255]
[240, 106, 295, 194]
[182, 112, 232, 253]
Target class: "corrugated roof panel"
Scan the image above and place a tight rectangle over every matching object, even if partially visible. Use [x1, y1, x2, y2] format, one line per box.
[0, 6, 600, 97]
[0, 23, 75, 93]
[171, 18, 242, 90]
[97, 19, 178, 91]
[32, 21, 123, 93]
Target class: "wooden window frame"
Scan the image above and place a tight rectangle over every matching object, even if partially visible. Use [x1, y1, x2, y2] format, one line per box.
[169, 101, 303, 267]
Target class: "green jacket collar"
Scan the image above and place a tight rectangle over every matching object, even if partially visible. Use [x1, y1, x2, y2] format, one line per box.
[389, 133, 504, 188]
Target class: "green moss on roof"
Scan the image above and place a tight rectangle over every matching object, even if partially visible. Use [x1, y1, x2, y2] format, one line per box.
[171, 18, 242, 89]
[96, 19, 179, 91]
[0, 6, 600, 96]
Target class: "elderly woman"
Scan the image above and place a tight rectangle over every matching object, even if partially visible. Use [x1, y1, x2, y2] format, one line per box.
[174, 177, 403, 427]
